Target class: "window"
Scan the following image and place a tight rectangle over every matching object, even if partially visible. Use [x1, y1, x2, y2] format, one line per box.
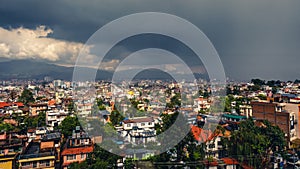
[33, 162, 37, 168]
[22, 162, 31, 167]
[67, 155, 76, 161]
[148, 122, 152, 125]
[141, 123, 145, 126]
[291, 116, 295, 130]
[46, 161, 50, 166]
[81, 154, 85, 159]
[209, 144, 215, 148]
[127, 124, 131, 127]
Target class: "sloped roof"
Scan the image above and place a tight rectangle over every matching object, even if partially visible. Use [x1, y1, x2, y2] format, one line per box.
[221, 157, 239, 165]
[61, 146, 93, 155]
[191, 125, 212, 142]
[123, 117, 154, 124]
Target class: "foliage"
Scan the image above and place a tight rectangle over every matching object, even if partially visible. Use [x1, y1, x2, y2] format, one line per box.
[166, 93, 181, 109]
[96, 98, 106, 110]
[221, 118, 286, 168]
[109, 110, 124, 126]
[0, 123, 14, 132]
[251, 79, 265, 86]
[22, 111, 46, 128]
[58, 116, 81, 138]
[69, 145, 119, 169]
[18, 88, 35, 105]
[257, 94, 267, 100]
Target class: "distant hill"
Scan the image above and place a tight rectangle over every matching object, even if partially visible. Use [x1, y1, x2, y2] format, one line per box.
[0, 60, 112, 81]
[112, 68, 208, 82]
[0, 60, 208, 81]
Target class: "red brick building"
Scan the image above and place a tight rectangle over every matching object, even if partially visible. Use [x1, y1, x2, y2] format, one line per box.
[61, 130, 93, 169]
[251, 101, 297, 145]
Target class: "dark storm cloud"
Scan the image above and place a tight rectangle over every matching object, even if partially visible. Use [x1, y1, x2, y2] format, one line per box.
[0, 0, 300, 80]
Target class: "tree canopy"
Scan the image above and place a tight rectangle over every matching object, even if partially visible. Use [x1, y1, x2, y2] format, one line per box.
[18, 88, 35, 105]
[58, 116, 81, 138]
[221, 118, 286, 168]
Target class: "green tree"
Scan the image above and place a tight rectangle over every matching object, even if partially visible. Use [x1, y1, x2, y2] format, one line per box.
[221, 118, 286, 168]
[0, 123, 14, 132]
[58, 116, 81, 138]
[109, 110, 124, 126]
[18, 88, 35, 105]
[258, 94, 267, 100]
[251, 79, 265, 86]
[23, 112, 46, 128]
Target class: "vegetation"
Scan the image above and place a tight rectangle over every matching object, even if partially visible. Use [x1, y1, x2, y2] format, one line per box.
[58, 116, 81, 138]
[109, 109, 124, 126]
[221, 118, 286, 168]
[18, 88, 35, 105]
[69, 145, 120, 169]
[0, 123, 14, 132]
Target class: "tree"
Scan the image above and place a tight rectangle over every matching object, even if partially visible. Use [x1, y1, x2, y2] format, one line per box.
[258, 94, 267, 100]
[58, 116, 81, 138]
[109, 110, 124, 126]
[23, 111, 46, 128]
[69, 145, 119, 169]
[18, 89, 35, 105]
[221, 118, 286, 168]
[0, 123, 14, 132]
[251, 79, 265, 86]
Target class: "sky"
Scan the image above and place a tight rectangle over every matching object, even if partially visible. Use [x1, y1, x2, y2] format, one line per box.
[0, 0, 300, 81]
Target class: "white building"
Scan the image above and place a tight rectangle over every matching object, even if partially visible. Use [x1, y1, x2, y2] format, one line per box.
[118, 117, 156, 144]
[46, 109, 68, 128]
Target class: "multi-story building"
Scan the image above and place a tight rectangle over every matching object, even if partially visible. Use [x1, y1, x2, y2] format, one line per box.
[29, 103, 48, 116]
[251, 101, 298, 146]
[61, 129, 93, 169]
[0, 132, 26, 169]
[239, 104, 252, 118]
[46, 109, 68, 128]
[194, 97, 210, 112]
[117, 117, 156, 144]
[18, 141, 56, 169]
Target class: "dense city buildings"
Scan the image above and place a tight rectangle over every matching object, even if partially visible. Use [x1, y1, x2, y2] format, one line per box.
[0, 79, 300, 168]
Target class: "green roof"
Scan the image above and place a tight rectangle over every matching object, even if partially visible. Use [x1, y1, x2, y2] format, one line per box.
[222, 114, 247, 119]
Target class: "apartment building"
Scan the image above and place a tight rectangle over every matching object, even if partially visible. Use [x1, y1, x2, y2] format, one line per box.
[61, 129, 93, 169]
[251, 101, 298, 145]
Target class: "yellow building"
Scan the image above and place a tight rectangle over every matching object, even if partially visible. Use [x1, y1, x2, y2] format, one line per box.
[18, 141, 56, 169]
[0, 153, 17, 169]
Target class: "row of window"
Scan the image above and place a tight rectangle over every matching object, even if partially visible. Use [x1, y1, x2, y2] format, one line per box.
[66, 154, 85, 161]
[126, 122, 153, 127]
[22, 160, 50, 167]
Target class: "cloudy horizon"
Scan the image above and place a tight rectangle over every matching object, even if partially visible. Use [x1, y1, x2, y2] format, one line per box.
[1, 0, 300, 81]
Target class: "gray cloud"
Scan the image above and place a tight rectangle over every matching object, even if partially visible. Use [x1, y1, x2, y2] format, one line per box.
[0, 0, 300, 80]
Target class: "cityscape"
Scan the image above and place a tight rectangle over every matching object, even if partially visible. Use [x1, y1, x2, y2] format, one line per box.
[1, 1, 300, 169]
[1, 78, 300, 168]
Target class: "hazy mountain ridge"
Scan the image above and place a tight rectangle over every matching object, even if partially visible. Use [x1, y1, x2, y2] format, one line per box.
[0, 60, 208, 81]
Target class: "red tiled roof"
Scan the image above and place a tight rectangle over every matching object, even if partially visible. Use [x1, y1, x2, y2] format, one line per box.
[61, 146, 93, 156]
[48, 100, 56, 106]
[0, 102, 24, 108]
[27, 128, 36, 133]
[221, 157, 239, 165]
[191, 125, 213, 142]
[14, 102, 24, 107]
[123, 117, 154, 124]
[0, 102, 10, 109]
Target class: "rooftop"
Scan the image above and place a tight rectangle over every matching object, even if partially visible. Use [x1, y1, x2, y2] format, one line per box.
[123, 117, 154, 124]
[19, 141, 55, 160]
